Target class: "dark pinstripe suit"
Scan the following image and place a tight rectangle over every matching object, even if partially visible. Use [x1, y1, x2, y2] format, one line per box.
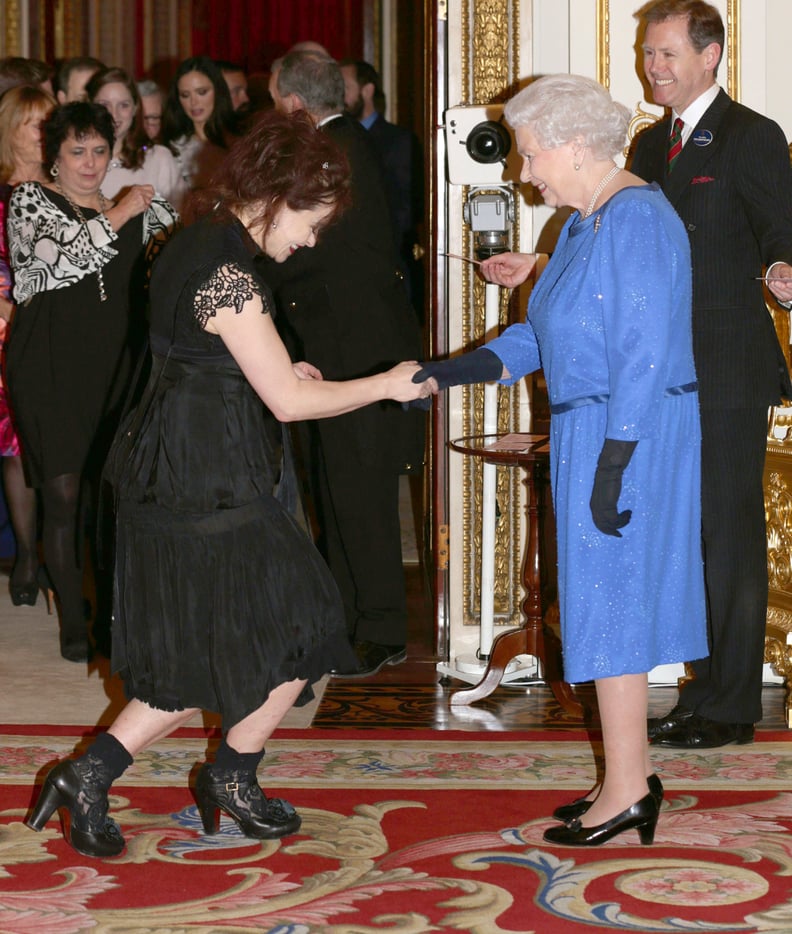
[261, 114, 422, 648]
[630, 89, 792, 723]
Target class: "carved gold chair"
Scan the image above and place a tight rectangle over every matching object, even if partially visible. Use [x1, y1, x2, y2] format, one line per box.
[765, 310, 792, 728]
[764, 150, 792, 727]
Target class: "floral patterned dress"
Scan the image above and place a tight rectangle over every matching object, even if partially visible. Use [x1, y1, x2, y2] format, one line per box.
[0, 184, 21, 456]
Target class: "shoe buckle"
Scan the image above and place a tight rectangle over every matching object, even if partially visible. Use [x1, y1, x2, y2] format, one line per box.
[224, 782, 239, 792]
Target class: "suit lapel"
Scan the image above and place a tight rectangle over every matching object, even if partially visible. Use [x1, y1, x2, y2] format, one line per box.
[664, 89, 731, 205]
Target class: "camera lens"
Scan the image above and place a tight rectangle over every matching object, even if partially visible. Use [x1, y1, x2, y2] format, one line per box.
[465, 120, 511, 164]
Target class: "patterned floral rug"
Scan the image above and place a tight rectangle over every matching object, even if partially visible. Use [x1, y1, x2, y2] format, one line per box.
[1, 726, 792, 933]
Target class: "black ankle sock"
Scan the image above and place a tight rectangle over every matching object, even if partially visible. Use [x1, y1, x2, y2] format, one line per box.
[214, 738, 264, 774]
[83, 731, 134, 784]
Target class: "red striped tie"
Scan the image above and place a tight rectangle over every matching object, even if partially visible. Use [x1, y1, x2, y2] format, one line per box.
[667, 117, 684, 172]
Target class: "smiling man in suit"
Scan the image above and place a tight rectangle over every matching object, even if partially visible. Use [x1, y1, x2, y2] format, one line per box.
[631, 0, 792, 747]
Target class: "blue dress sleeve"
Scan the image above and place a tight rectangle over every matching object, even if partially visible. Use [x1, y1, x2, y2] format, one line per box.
[485, 320, 541, 386]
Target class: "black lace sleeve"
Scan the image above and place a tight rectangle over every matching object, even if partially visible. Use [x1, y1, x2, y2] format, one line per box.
[193, 261, 272, 329]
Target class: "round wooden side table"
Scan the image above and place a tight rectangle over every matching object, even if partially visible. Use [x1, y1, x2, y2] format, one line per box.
[448, 432, 583, 718]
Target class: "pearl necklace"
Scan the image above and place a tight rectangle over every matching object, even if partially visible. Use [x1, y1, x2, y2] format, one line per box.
[583, 164, 621, 219]
[55, 182, 110, 302]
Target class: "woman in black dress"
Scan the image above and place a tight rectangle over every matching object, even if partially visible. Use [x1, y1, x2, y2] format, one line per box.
[5, 102, 177, 661]
[25, 109, 428, 859]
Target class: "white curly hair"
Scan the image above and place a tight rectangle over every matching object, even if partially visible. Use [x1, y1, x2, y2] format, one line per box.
[504, 74, 629, 160]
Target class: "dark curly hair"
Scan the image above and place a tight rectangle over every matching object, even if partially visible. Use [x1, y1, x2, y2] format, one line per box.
[188, 109, 351, 236]
[44, 101, 115, 168]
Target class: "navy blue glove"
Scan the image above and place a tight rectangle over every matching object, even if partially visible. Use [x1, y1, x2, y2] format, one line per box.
[412, 347, 503, 390]
[589, 438, 638, 537]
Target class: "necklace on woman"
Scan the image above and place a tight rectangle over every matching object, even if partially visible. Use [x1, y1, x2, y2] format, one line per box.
[54, 181, 110, 302]
[583, 164, 621, 219]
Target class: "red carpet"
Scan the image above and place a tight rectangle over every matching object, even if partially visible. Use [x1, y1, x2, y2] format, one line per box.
[1, 727, 791, 932]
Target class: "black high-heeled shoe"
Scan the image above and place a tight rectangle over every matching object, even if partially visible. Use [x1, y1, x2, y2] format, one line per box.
[543, 791, 659, 847]
[552, 772, 664, 822]
[60, 633, 92, 663]
[27, 759, 125, 858]
[36, 566, 54, 615]
[10, 580, 39, 606]
[194, 762, 302, 839]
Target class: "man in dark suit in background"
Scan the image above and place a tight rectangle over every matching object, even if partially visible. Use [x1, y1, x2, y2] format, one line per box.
[265, 51, 423, 678]
[339, 59, 424, 318]
[631, 0, 792, 747]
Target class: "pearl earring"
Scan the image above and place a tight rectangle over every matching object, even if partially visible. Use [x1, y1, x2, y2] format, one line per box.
[574, 163, 580, 171]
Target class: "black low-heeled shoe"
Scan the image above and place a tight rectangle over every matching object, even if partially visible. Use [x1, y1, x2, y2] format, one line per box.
[552, 772, 664, 822]
[27, 759, 125, 858]
[543, 791, 659, 847]
[194, 762, 302, 839]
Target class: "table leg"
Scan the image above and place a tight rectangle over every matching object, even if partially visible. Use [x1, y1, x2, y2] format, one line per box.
[450, 461, 583, 717]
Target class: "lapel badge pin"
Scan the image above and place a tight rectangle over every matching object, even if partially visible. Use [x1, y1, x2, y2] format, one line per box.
[692, 129, 713, 146]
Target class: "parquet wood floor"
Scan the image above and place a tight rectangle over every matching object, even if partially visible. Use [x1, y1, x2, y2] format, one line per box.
[315, 565, 790, 732]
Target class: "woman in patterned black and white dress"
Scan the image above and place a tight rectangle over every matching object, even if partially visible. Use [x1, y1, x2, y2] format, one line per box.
[5, 101, 178, 662]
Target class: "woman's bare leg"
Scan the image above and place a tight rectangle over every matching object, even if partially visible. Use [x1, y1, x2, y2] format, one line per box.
[225, 679, 307, 752]
[579, 672, 652, 827]
[108, 700, 201, 757]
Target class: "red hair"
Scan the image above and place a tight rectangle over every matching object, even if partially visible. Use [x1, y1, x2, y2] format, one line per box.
[187, 109, 350, 229]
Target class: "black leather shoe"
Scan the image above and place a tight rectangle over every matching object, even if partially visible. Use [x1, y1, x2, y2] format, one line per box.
[647, 703, 694, 742]
[553, 772, 664, 822]
[652, 714, 754, 748]
[329, 641, 407, 679]
[10, 579, 39, 606]
[543, 791, 659, 847]
[27, 759, 125, 858]
[195, 762, 301, 839]
[60, 633, 92, 663]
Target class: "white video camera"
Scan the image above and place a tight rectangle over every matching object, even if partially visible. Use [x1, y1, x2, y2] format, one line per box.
[444, 104, 520, 186]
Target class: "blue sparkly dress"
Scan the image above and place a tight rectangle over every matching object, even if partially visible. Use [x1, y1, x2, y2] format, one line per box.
[487, 184, 708, 683]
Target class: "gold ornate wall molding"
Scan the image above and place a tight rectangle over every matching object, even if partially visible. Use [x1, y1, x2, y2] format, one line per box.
[2, 1, 23, 57]
[459, 0, 524, 628]
[597, 0, 610, 89]
[726, 0, 740, 103]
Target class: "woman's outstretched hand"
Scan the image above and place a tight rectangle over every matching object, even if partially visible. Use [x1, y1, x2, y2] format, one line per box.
[386, 361, 438, 403]
[479, 252, 537, 289]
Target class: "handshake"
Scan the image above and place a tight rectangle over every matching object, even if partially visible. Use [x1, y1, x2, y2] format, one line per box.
[404, 347, 505, 409]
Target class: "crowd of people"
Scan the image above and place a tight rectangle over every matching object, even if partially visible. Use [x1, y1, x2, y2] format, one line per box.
[0, 43, 429, 858]
[0, 45, 423, 662]
[0, 0, 789, 861]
